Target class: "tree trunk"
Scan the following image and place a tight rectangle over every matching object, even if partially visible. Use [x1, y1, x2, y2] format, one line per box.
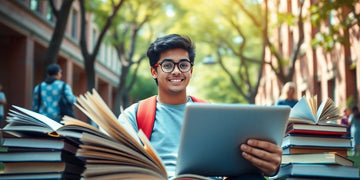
[84, 57, 96, 91]
[79, 0, 125, 92]
[43, 0, 74, 77]
[114, 65, 129, 116]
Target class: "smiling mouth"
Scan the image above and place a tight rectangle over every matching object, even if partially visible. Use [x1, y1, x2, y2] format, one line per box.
[170, 79, 183, 82]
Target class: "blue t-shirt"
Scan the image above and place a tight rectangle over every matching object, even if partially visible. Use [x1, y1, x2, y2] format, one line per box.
[275, 99, 298, 108]
[118, 99, 192, 178]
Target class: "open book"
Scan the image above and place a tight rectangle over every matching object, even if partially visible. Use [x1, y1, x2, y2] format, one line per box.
[1, 90, 211, 180]
[288, 95, 343, 124]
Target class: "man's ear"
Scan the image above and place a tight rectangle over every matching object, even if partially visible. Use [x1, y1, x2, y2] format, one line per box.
[150, 67, 158, 79]
[56, 71, 62, 80]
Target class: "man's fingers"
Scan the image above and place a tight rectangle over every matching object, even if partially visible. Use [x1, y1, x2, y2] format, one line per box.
[246, 139, 283, 154]
[242, 151, 280, 176]
[240, 139, 282, 176]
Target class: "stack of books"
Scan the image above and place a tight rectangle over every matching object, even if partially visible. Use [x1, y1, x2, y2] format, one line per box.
[0, 107, 85, 179]
[272, 95, 360, 180]
[0, 91, 210, 180]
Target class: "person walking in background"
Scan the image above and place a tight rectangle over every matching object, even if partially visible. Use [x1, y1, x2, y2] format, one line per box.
[339, 107, 352, 137]
[349, 105, 360, 155]
[276, 81, 298, 108]
[32, 64, 76, 123]
[0, 83, 7, 127]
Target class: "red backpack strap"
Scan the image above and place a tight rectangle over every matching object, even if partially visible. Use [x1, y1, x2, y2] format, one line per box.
[136, 95, 157, 139]
[136, 95, 207, 140]
[189, 96, 208, 103]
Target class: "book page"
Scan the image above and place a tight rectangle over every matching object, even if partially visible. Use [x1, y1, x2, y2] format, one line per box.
[289, 96, 315, 123]
[78, 132, 166, 177]
[316, 98, 342, 123]
[61, 116, 110, 140]
[119, 106, 141, 144]
[75, 91, 142, 151]
[305, 95, 317, 120]
[138, 130, 167, 177]
[78, 145, 161, 172]
[74, 90, 167, 174]
[82, 165, 165, 179]
[12, 106, 62, 131]
[170, 174, 212, 180]
[6, 111, 45, 127]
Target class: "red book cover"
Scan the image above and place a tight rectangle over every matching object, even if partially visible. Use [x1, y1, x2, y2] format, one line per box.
[285, 123, 347, 136]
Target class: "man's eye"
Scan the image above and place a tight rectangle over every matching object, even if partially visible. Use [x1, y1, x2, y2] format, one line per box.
[179, 63, 189, 68]
[163, 63, 173, 69]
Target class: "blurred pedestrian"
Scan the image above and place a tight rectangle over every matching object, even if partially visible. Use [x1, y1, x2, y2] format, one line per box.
[349, 105, 360, 155]
[32, 64, 76, 123]
[0, 83, 6, 127]
[339, 107, 352, 137]
[276, 82, 298, 108]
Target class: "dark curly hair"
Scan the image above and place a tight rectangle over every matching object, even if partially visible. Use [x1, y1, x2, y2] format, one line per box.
[147, 34, 196, 68]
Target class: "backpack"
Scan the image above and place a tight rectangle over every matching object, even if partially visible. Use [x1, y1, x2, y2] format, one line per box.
[59, 83, 75, 118]
[136, 95, 207, 139]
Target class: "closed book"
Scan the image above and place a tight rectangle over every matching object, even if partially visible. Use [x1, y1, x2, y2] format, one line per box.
[0, 150, 83, 165]
[0, 172, 81, 180]
[273, 163, 360, 179]
[285, 123, 347, 136]
[282, 145, 349, 157]
[281, 152, 353, 166]
[0, 137, 78, 154]
[0, 161, 85, 175]
[282, 134, 352, 148]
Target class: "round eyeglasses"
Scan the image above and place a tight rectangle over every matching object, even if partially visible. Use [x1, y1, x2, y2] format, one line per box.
[154, 59, 193, 73]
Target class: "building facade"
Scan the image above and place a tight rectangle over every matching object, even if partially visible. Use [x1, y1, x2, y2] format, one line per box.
[256, 0, 360, 110]
[0, 0, 121, 125]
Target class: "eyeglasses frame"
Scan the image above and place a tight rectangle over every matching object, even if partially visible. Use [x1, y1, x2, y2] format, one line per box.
[154, 59, 193, 73]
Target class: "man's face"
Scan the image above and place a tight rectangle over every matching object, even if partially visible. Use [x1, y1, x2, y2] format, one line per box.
[151, 48, 193, 95]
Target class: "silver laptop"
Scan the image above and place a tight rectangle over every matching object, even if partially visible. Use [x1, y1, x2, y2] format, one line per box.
[175, 103, 290, 177]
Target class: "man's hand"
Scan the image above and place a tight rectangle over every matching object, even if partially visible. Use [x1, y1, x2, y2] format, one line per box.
[240, 139, 282, 176]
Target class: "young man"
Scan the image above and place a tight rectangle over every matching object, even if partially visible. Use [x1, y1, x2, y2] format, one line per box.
[32, 64, 76, 122]
[118, 34, 282, 179]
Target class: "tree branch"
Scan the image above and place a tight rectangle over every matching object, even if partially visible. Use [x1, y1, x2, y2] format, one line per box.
[49, 0, 59, 18]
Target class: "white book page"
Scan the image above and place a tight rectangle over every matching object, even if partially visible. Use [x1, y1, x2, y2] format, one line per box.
[290, 96, 315, 122]
[13, 105, 62, 131]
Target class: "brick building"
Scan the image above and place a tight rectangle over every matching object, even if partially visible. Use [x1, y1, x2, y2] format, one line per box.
[0, 0, 121, 124]
[256, 0, 360, 109]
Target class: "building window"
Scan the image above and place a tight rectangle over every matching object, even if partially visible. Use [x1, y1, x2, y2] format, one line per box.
[350, 66, 358, 105]
[30, 0, 40, 13]
[105, 45, 108, 64]
[327, 78, 335, 100]
[316, 81, 322, 103]
[71, 10, 77, 40]
[92, 29, 97, 49]
[46, 3, 54, 22]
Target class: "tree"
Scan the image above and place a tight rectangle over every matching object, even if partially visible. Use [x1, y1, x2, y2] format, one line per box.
[263, 0, 305, 84]
[310, 0, 360, 103]
[202, 0, 306, 101]
[79, 0, 125, 91]
[43, 0, 74, 76]
[110, 0, 163, 115]
[168, 0, 267, 103]
[310, 0, 360, 51]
